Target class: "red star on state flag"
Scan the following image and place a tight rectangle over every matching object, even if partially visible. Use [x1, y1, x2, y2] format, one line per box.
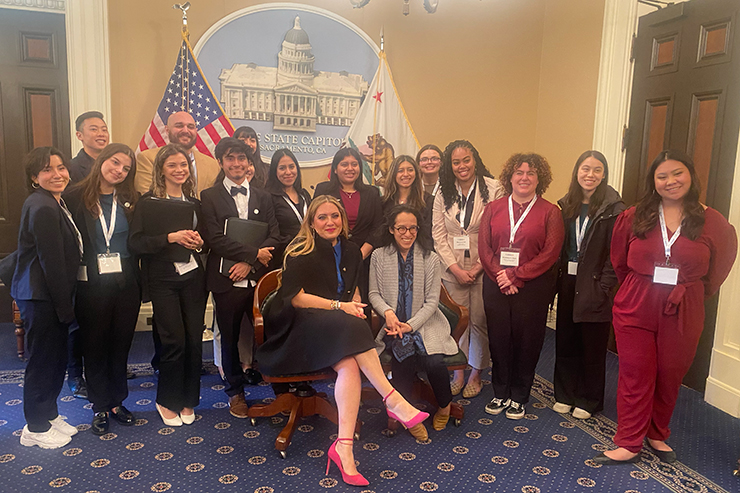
[372, 91, 383, 103]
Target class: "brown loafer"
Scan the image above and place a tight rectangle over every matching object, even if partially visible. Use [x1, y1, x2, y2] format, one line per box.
[432, 410, 450, 431]
[408, 422, 428, 442]
[228, 393, 249, 418]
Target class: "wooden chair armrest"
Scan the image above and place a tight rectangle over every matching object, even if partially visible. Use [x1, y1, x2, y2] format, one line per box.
[440, 283, 469, 344]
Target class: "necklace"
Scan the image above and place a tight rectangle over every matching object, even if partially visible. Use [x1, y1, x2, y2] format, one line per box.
[341, 189, 357, 198]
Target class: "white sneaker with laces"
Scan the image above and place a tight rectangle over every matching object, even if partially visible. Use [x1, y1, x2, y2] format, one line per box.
[49, 416, 78, 436]
[20, 425, 71, 449]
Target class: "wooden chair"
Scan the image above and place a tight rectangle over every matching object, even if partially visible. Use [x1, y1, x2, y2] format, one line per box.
[12, 300, 26, 360]
[366, 283, 468, 435]
[249, 269, 361, 458]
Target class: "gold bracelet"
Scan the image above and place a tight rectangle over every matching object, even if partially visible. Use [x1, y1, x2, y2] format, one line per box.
[330, 300, 341, 310]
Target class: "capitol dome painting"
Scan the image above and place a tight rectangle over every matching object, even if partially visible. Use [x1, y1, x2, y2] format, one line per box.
[219, 16, 370, 133]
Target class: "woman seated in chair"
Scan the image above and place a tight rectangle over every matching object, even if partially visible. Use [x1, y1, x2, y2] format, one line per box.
[369, 205, 459, 433]
[258, 195, 428, 487]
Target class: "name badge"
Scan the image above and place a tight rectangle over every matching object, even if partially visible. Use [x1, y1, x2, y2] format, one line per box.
[453, 235, 470, 250]
[77, 265, 88, 282]
[500, 247, 520, 267]
[97, 253, 123, 274]
[653, 263, 679, 285]
[174, 255, 198, 276]
[567, 261, 578, 276]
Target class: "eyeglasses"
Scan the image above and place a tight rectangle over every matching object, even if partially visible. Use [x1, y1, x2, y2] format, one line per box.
[393, 225, 419, 234]
[419, 157, 441, 164]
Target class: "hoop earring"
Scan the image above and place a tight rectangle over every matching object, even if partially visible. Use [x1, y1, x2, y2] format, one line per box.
[31, 182, 39, 189]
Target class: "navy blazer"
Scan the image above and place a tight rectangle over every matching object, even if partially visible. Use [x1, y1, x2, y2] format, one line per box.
[200, 182, 280, 294]
[313, 181, 383, 249]
[11, 189, 81, 323]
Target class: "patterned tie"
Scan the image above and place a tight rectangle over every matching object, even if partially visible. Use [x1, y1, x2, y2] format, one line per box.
[231, 186, 247, 196]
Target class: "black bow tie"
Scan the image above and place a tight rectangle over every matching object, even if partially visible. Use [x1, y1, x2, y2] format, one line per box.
[231, 186, 247, 196]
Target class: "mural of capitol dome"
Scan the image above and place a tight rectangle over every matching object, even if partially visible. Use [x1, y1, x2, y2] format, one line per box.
[219, 16, 370, 133]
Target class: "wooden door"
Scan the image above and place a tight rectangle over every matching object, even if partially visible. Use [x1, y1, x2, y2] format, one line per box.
[0, 9, 70, 257]
[623, 0, 740, 392]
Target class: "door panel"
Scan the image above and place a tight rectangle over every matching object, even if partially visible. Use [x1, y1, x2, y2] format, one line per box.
[623, 0, 740, 392]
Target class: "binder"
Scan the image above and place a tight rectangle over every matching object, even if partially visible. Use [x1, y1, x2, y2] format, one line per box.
[219, 217, 269, 276]
[139, 196, 196, 262]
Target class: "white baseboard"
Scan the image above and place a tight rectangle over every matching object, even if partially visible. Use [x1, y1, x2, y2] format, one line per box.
[704, 376, 740, 418]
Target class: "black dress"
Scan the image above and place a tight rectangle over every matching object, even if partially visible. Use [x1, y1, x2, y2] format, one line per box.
[257, 236, 375, 375]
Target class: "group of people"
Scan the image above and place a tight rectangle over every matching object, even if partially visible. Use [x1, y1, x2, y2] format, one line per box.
[8, 108, 737, 486]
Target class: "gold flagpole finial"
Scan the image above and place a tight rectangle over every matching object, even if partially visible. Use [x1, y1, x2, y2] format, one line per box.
[173, 2, 191, 39]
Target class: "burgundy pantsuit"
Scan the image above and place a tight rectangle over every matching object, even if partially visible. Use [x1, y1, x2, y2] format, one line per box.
[610, 207, 736, 452]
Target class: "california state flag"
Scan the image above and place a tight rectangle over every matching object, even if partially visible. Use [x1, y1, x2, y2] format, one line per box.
[344, 51, 419, 188]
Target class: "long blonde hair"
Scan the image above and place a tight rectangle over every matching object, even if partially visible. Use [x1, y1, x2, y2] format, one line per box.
[283, 195, 349, 268]
[150, 144, 197, 199]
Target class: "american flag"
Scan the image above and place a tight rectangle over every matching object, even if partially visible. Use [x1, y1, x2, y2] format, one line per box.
[137, 35, 234, 157]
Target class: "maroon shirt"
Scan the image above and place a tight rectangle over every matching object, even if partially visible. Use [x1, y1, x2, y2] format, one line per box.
[611, 206, 737, 334]
[479, 195, 564, 288]
[340, 189, 361, 231]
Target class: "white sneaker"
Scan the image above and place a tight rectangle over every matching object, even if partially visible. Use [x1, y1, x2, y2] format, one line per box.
[572, 407, 592, 419]
[20, 425, 71, 449]
[552, 402, 572, 413]
[49, 416, 78, 436]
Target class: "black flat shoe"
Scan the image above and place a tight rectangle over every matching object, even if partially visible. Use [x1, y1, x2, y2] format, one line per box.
[244, 368, 263, 385]
[593, 452, 641, 465]
[91, 412, 109, 436]
[69, 378, 88, 400]
[110, 406, 135, 426]
[647, 444, 677, 463]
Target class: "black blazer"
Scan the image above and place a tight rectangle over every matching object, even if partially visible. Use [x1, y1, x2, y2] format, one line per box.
[200, 183, 280, 294]
[11, 189, 81, 323]
[63, 186, 140, 287]
[128, 192, 206, 301]
[314, 181, 383, 249]
[271, 188, 312, 258]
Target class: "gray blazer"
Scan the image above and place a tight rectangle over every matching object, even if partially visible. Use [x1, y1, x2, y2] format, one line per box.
[369, 244, 459, 356]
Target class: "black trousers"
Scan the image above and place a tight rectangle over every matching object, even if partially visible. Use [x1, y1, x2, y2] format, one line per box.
[392, 353, 452, 409]
[484, 273, 552, 405]
[553, 274, 610, 414]
[67, 320, 84, 380]
[149, 268, 206, 412]
[213, 286, 255, 397]
[17, 300, 69, 432]
[76, 267, 141, 413]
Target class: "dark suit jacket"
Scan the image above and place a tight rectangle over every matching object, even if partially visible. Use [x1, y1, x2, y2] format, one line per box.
[271, 188, 312, 258]
[11, 189, 81, 323]
[200, 182, 280, 294]
[313, 181, 383, 249]
[68, 149, 95, 184]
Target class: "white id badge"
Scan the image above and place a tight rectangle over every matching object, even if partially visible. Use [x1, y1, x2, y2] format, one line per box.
[453, 236, 470, 250]
[77, 265, 88, 282]
[653, 263, 679, 285]
[500, 247, 520, 267]
[174, 255, 198, 275]
[567, 261, 578, 276]
[97, 252, 123, 274]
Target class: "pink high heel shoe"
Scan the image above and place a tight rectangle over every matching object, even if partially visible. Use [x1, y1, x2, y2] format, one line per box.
[383, 389, 429, 429]
[326, 438, 369, 486]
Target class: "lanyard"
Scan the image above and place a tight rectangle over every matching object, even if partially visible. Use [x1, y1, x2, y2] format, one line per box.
[456, 179, 477, 228]
[431, 180, 440, 197]
[98, 195, 117, 254]
[59, 199, 84, 257]
[659, 203, 681, 263]
[508, 195, 537, 246]
[283, 194, 306, 222]
[575, 214, 590, 254]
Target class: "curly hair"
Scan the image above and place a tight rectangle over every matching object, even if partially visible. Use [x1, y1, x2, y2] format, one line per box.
[375, 204, 433, 254]
[438, 140, 494, 211]
[499, 153, 553, 196]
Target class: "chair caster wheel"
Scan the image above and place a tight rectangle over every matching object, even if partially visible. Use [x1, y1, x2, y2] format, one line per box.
[354, 432, 360, 441]
[250, 418, 257, 426]
[386, 429, 396, 438]
[279, 450, 287, 459]
[453, 419, 462, 427]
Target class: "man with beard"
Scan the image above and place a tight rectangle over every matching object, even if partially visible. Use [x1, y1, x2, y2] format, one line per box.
[135, 111, 220, 198]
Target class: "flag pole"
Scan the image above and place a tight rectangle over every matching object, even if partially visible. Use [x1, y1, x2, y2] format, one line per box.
[371, 27, 383, 186]
[174, 3, 191, 112]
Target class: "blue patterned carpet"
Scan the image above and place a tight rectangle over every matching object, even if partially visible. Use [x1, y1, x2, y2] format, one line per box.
[0, 327, 738, 493]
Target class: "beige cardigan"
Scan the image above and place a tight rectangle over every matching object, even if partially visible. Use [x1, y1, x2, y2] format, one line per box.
[369, 244, 459, 356]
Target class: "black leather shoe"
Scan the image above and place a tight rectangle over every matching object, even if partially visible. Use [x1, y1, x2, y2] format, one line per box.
[68, 378, 88, 400]
[91, 412, 109, 436]
[110, 406, 135, 426]
[593, 452, 641, 465]
[244, 368, 263, 385]
[648, 444, 677, 463]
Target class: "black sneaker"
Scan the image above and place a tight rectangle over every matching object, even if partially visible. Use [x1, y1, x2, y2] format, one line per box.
[485, 397, 510, 416]
[505, 401, 525, 420]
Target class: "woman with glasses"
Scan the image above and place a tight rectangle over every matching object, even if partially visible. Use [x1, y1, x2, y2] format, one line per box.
[370, 205, 459, 435]
[417, 145, 443, 197]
